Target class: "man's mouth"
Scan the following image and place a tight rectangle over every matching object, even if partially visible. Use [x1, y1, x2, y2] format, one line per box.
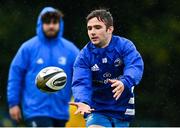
[48, 29, 55, 32]
[91, 37, 98, 41]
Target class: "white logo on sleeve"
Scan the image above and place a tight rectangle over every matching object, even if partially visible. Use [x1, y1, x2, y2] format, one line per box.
[36, 58, 44, 64]
[91, 64, 99, 71]
[58, 57, 66, 65]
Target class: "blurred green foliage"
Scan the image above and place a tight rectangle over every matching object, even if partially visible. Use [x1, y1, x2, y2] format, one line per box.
[0, 0, 179, 126]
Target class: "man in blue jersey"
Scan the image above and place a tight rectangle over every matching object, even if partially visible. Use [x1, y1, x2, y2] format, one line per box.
[7, 7, 79, 127]
[70, 9, 144, 127]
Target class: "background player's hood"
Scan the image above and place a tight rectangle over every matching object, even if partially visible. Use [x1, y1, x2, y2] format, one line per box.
[36, 7, 64, 41]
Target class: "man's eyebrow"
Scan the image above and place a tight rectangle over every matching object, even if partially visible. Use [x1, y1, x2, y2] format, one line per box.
[93, 25, 102, 27]
[87, 25, 101, 27]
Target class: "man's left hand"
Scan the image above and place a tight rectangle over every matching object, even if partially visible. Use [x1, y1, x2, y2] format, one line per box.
[108, 79, 124, 100]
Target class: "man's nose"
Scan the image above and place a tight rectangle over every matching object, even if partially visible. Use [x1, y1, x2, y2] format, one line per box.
[49, 23, 54, 27]
[90, 29, 96, 36]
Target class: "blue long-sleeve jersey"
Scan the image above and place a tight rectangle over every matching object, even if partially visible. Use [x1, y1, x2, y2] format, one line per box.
[72, 35, 144, 121]
[7, 7, 79, 120]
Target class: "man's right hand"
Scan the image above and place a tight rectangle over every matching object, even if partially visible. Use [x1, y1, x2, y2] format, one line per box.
[69, 102, 94, 115]
[9, 105, 22, 122]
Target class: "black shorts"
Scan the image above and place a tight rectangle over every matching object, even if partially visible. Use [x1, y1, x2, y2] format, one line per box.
[25, 116, 67, 127]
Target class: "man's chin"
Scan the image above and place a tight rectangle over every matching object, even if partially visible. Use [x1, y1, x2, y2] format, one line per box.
[91, 41, 100, 46]
[43, 30, 59, 39]
[44, 33, 58, 39]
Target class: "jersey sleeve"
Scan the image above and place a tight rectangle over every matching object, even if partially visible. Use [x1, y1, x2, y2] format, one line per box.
[72, 49, 92, 105]
[70, 43, 80, 65]
[119, 40, 144, 90]
[7, 43, 29, 108]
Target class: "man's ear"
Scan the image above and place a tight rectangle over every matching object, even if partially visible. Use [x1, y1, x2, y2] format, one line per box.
[107, 26, 114, 34]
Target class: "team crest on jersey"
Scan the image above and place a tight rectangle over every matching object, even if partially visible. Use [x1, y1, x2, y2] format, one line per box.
[114, 58, 122, 67]
[58, 57, 66, 65]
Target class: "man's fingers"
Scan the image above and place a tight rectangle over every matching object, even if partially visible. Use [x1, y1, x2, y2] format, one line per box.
[84, 109, 94, 114]
[90, 108, 95, 111]
[10, 112, 20, 122]
[115, 93, 122, 100]
[108, 79, 116, 84]
[69, 102, 78, 107]
[11, 115, 16, 121]
[17, 111, 22, 121]
[113, 89, 123, 99]
[75, 108, 95, 115]
[87, 108, 95, 113]
[113, 90, 120, 98]
[14, 114, 19, 122]
[16, 117, 20, 122]
[74, 109, 80, 115]
[70, 102, 94, 115]
[111, 82, 119, 87]
[86, 111, 91, 114]
[75, 110, 86, 115]
[80, 111, 85, 115]
[112, 85, 122, 93]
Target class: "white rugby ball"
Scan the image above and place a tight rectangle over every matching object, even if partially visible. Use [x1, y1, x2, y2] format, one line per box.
[35, 66, 67, 92]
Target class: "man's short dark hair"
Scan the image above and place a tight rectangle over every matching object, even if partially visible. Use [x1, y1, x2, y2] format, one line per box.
[41, 10, 63, 24]
[86, 9, 113, 28]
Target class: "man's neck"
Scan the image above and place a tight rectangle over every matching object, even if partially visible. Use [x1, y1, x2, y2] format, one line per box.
[101, 34, 112, 48]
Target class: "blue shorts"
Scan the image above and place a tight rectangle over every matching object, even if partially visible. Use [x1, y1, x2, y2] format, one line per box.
[85, 113, 129, 127]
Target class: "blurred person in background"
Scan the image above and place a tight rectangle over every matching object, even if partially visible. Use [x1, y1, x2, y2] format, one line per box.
[7, 7, 79, 127]
[70, 9, 144, 127]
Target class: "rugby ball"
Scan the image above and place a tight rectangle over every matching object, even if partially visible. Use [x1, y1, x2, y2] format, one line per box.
[35, 66, 67, 92]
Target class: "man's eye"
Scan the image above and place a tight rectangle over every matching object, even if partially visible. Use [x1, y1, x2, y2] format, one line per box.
[87, 27, 92, 30]
[95, 26, 101, 29]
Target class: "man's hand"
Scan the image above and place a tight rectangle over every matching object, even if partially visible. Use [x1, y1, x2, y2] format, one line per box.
[9, 105, 22, 122]
[108, 79, 125, 100]
[69, 102, 94, 115]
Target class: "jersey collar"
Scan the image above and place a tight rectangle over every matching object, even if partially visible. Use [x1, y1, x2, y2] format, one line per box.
[90, 35, 115, 54]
